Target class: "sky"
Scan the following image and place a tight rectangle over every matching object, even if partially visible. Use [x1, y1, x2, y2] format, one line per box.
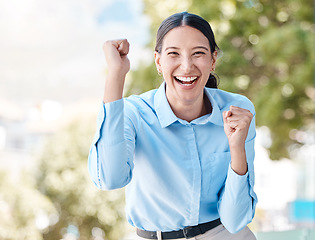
[0, 0, 151, 106]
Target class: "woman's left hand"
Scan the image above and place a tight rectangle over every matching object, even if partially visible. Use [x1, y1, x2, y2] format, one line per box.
[223, 106, 253, 149]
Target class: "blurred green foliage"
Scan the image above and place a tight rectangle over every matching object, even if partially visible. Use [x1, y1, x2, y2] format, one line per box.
[0, 117, 126, 240]
[0, 170, 56, 240]
[35, 116, 126, 240]
[128, 0, 314, 160]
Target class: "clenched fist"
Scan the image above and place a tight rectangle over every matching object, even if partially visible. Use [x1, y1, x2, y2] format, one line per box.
[223, 106, 253, 148]
[102, 39, 131, 103]
[103, 39, 130, 77]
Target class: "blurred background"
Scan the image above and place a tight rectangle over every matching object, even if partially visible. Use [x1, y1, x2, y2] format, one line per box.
[0, 0, 314, 239]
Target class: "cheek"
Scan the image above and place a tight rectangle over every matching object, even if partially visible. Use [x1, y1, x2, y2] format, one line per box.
[197, 61, 212, 83]
[198, 59, 213, 73]
[161, 59, 178, 73]
[198, 56, 213, 66]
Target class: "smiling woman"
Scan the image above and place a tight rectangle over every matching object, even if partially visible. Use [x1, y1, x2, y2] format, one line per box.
[154, 25, 216, 122]
[88, 12, 257, 240]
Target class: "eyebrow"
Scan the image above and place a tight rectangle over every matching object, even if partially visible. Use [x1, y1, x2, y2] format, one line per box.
[164, 47, 179, 51]
[193, 46, 209, 51]
[164, 46, 209, 51]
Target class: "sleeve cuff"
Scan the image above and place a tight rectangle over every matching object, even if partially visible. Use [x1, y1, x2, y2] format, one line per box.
[225, 164, 250, 196]
[92, 99, 125, 145]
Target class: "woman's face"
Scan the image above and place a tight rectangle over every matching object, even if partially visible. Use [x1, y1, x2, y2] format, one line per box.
[154, 25, 217, 107]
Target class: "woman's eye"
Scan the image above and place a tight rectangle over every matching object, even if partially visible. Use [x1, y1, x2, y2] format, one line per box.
[167, 52, 179, 56]
[193, 51, 205, 56]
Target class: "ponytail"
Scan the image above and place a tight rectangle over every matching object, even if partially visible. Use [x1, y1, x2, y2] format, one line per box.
[205, 73, 219, 88]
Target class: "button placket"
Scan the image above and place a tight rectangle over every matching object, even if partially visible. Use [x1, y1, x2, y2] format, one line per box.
[187, 124, 201, 225]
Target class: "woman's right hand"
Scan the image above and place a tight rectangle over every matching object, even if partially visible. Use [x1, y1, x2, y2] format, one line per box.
[103, 39, 130, 77]
[102, 39, 130, 103]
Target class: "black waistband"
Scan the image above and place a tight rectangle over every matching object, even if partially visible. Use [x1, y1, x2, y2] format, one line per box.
[136, 218, 221, 239]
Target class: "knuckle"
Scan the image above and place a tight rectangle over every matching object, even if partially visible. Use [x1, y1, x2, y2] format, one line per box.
[103, 40, 112, 49]
[104, 40, 111, 45]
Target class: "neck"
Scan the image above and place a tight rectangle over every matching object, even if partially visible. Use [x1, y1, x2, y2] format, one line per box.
[167, 92, 212, 122]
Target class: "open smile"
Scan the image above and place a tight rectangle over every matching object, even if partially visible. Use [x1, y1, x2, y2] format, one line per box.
[174, 76, 199, 86]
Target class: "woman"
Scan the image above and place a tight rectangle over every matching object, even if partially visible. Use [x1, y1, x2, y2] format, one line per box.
[88, 12, 257, 240]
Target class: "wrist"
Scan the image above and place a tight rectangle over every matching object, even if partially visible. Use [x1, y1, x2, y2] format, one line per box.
[229, 141, 245, 151]
[107, 70, 127, 82]
[230, 147, 247, 175]
[103, 72, 126, 103]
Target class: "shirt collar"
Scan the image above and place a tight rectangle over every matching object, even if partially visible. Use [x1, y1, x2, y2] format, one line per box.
[154, 82, 178, 128]
[204, 88, 224, 127]
[154, 82, 224, 128]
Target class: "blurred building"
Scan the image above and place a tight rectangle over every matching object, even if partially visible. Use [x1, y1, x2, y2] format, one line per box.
[254, 127, 315, 232]
[0, 99, 63, 180]
[289, 139, 315, 229]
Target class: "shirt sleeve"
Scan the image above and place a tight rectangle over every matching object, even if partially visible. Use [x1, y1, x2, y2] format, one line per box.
[217, 107, 258, 234]
[87, 99, 137, 190]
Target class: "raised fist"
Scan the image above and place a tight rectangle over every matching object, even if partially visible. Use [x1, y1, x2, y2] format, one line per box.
[103, 39, 130, 77]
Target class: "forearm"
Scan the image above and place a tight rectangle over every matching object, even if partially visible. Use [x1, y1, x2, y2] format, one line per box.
[88, 100, 134, 190]
[218, 165, 253, 233]
[230, 144, 247, 175]
[95, 136, 132, 190]
[103, 72, 126, 103]
[218, 139, 257, 233]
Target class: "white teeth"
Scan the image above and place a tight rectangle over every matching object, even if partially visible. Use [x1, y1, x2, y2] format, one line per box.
[176, 76, 197, 82]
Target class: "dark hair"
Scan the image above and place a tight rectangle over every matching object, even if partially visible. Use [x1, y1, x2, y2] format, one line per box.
[155, 12, 220, 88]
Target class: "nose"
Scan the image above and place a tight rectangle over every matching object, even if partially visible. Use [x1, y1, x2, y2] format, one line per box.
[180, 56, 194, 73]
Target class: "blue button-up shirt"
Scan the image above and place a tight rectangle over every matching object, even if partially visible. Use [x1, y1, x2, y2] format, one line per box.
[88, 82, 257, 234]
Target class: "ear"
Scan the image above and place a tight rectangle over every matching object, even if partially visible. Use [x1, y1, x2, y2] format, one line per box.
[211, 51, 218, 71]
[154, 51, 162, 73]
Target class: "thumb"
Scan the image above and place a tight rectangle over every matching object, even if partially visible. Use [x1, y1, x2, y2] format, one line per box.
[226, 110, 232, 117]
[222, 110, 232, 123]
[117, 39, 129, 56]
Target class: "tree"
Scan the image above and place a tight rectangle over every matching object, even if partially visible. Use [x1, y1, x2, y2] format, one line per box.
[128, 0, 314, 160]
[0, 170, 56, 240]
[36, 115, 126, 240]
